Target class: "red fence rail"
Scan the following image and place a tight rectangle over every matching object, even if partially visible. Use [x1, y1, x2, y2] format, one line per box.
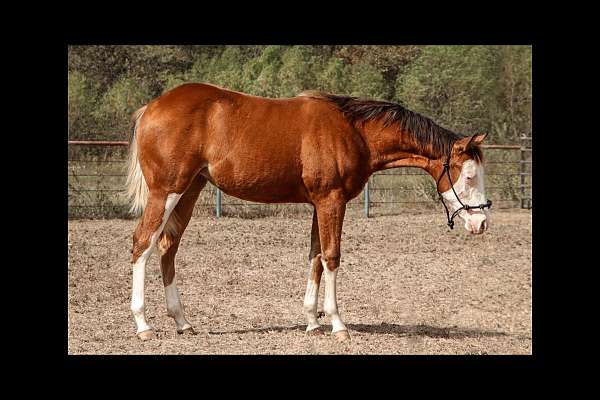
[68, 140, 129, 146]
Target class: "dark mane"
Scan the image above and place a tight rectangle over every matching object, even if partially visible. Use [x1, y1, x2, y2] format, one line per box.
[302, 91, 482, 161]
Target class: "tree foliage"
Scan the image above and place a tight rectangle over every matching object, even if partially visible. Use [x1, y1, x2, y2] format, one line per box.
[395, 46, 501, 137]
[68, 45, 532, 143]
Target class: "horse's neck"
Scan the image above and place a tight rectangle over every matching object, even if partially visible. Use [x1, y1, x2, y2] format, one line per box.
[363, 124, 438, 177]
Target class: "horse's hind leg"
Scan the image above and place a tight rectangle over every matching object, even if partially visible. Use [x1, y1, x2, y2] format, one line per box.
[131, 190, 182, 340]
[304, 209, 325, 335]
[159, 176, 207, 334]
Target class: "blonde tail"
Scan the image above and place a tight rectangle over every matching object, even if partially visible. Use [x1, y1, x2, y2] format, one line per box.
[126, 104, 180, 254]
[125, 105, 149, 217]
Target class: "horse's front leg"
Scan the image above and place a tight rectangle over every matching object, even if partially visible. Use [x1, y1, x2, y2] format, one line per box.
[314, 192, 350, 342]
[304, 210, 325, 335]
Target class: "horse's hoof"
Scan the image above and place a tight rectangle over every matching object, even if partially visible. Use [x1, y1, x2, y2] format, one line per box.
[306, 326, 325, 336]
[334, 330, 351, 342]
[137, 330, 155, 341]
[177, 327, 197, 335]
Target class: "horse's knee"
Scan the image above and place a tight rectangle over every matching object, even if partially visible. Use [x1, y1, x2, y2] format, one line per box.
[321, 252, 340, 271]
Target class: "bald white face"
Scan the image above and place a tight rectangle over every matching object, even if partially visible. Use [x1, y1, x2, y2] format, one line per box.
[441, 159, 489, 234]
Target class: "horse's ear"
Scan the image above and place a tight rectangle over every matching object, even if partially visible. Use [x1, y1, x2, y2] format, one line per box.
[469, 133, 488, 146]
[454, 133, 487, 153]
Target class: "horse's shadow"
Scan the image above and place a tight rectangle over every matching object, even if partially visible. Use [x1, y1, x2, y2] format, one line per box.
[208, 322, 512, 339]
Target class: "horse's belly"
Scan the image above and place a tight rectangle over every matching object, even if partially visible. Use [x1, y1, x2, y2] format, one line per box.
[200, 163, 307, 203]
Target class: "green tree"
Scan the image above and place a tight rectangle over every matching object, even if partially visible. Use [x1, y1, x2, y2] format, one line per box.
[68, 71, 99, 139]
[494, 45, 532, 142]
[92, 75, 154, 135]
[278, 46, 319, 97]
[348, 62, 388, 100]
[203, 46, 248, 91]
[67, 45, 531, 144]
[245, 46, 286, 97]
[316, 57, 349, 94]
[395, 45, 501, 138]
[335, 45, 422, 98]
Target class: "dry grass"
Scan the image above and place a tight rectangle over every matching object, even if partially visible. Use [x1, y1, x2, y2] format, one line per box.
[68, 209, 531, 355]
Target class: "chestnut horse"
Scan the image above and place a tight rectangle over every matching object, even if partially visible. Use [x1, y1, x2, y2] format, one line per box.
[126, 83, 490, 342]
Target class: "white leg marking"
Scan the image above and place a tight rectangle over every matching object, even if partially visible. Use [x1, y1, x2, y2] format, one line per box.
[131, 193, 182, 334]
[165, 277, 192, 332]
[322, 259, 347, 333]
[131, 251, 152, 334]
[303, 259, 321, 331]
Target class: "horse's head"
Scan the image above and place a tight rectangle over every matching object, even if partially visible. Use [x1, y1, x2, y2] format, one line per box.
[436, 133, 490, 234]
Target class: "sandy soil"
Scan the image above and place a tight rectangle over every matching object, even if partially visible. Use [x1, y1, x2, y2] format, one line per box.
[68, 209, 532, 355]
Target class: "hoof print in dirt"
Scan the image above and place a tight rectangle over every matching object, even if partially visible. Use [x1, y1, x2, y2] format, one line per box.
[177, 327, 197, 335]
[334, 330, 351, 342]
[306, 327, 325, 336]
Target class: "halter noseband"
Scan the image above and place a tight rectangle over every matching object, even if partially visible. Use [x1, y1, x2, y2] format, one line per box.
[436, 152, 492, 230]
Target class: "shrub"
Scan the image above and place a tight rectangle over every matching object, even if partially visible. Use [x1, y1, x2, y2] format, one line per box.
[316, 57, 349, 94]
[244, 45, 285, 97]
[395, 45, 501, 137]
[277, 46, 318, 97]
[347, 62, 388, 100]
[68, 71, 100, 139]
[92, 75, 154, 136]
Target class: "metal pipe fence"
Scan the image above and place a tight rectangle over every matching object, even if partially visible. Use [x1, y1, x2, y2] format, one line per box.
[68, 138, 532, 219]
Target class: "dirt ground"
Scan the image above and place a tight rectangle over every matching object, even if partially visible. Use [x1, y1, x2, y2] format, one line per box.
[68, 209, 532, 355]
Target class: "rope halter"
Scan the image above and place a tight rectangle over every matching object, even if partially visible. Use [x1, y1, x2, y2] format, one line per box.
[436, 152, 492, 230]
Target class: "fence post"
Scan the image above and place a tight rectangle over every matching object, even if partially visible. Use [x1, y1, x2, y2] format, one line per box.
[519, 133, 532, 209]
[364, 178, 370, 218]
[520, 141, 525, 209]
[215, 187, 222, 218]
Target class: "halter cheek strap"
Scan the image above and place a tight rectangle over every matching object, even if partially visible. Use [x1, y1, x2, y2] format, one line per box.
[436, 154, 492, 230]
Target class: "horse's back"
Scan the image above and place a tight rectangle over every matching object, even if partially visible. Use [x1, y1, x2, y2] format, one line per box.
[136, 83, 367, 203]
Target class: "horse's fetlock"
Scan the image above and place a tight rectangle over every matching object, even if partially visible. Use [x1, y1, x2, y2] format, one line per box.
[166, 306, 177, 318]
[131, 301, 145, 316]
